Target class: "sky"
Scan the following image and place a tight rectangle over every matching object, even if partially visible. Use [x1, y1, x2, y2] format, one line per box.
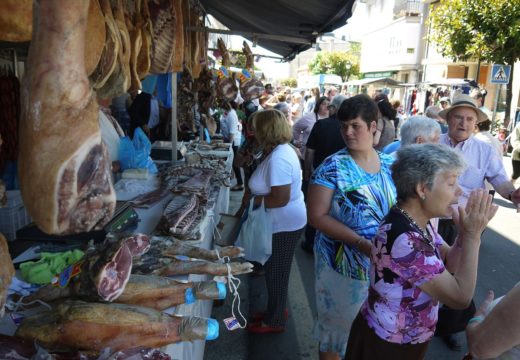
[251, 2, 368, 80]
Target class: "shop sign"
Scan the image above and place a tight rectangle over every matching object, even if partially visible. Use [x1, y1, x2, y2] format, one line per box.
[365, 71, 395, 78]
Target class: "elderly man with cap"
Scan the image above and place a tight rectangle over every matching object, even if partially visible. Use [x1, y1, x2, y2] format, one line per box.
[435, 94, 520, 351]
[300, 94, 347, 253]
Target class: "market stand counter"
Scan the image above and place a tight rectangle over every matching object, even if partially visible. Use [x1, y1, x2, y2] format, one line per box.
[0, 145, 234, 360]
[116, 171, 230, 359]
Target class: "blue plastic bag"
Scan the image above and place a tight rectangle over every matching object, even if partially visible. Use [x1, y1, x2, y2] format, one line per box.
[118, 128, 157, 173]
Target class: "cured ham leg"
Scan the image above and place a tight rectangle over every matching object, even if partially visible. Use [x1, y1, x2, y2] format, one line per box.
[90, 0, 121, 90]
[149, 0, 176, 74]
[161, 238, 244, 261]
[19, 0, 115, 235]
[216, 38, 238, 101]
[26, 274, 225, 311]
[154, 258, 254, 277]
[0, 0, 32, 42]
[0, 334, 172, 360]
[16, 300, 219, 351]
[70, 239, 132, 302]
[116, 275, 226, 310]
[25, 234, 148, 303]
[240, 41, 264, 101]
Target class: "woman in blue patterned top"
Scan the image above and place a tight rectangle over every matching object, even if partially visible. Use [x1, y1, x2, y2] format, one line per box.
[307, 94, 397, 360]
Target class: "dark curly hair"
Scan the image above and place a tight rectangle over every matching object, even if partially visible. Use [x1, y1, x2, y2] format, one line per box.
[336, 94, 379, 128]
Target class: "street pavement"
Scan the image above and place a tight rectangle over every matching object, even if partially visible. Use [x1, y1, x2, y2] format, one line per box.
[206, 155, 520, 360]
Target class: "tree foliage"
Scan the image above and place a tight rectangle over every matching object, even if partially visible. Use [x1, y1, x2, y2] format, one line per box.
[308, 43, 361, 81]
[428, 0, 520, 64]
[428, 0, 520, 122]
[280, 78, 297, 88]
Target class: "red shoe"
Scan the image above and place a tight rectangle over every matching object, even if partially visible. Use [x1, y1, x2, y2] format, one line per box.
[250, 308, 289, 322]
[247, 321, 285, 334]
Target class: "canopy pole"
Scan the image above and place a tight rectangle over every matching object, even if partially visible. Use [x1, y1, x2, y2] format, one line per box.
[171, 72, 178, 162]
[12, 48, 18, 77]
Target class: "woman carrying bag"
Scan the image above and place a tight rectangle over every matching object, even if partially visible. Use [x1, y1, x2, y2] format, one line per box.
[244, 109, 306, 334]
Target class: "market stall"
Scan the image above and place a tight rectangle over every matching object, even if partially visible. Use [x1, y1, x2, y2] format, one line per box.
[0, 142, 247, 359]
[0, 0, 357, 357]
[344, 77, 404, 98]
[0, 1, 244, 358]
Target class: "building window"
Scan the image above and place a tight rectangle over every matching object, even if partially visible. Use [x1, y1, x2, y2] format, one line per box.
[407, 48, 415, 54]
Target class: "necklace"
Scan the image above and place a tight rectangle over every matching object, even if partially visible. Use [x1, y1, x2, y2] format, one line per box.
[394, 206, 435, 250]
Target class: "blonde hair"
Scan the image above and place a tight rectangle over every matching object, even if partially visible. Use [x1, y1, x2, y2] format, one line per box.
[252, 109, 292, 148]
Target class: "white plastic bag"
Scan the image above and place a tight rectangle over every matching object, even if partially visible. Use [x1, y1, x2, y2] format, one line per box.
[235, 197, 272, 265]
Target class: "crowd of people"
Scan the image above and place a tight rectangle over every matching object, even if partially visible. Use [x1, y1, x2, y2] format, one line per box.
[97, 81, 520, 359]
[227, 83, 520, 360]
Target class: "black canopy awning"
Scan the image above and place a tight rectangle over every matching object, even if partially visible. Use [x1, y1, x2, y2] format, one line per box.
[199, 0, 356, 60]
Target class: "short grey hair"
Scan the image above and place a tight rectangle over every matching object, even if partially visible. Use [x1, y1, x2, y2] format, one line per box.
[392, 144, 465, 202]
[400, 116, 441, 146]
[425, 105, 441, 118]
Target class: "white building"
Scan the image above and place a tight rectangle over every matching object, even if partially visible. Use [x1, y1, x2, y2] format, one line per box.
[359, 0, 424, 84]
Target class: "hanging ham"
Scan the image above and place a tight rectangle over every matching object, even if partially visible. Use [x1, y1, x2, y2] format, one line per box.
[136, 0, 153, 79]
[149, 0, 176, 74]
[0, 0, 32, 42]
[171, 0, 185, 72]
[239, 41, 264, 101]
[216, 38, 238, 101]
[19, 0, 116, 235]
[0, 0, 106, 77]
[90, 0, 121, 89]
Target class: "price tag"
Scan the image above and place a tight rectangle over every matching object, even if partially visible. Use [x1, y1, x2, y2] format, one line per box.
[223, 316, 241, 331]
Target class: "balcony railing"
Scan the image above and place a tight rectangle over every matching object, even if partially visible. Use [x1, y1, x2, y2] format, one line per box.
[393, 0, 422, 18]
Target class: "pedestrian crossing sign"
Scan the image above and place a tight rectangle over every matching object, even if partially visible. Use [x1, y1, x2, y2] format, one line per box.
[490, 64, 511, 84]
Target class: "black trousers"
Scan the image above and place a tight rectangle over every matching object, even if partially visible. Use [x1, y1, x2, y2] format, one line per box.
[232, 145, 243, 186]
[435, 219, 476, 336]
[300, 173, 316, 250]
[512, 159, 520, 180]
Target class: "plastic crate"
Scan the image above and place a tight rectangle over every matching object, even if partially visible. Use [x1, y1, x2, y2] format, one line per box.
[0, 190, 32, 241]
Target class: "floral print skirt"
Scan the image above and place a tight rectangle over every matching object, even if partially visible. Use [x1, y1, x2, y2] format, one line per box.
[313, 254, 369, 356]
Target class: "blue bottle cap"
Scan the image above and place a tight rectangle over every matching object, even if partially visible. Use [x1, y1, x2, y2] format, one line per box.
[216, 282, 226, 299]
[206, 319, 219, 340]
[184, 288, 195, 304]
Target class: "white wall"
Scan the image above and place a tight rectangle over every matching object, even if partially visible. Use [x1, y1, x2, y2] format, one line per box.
[360, 17, 422, 73]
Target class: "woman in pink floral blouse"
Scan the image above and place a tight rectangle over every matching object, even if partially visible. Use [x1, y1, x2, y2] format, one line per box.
[345, 144, 498, 360]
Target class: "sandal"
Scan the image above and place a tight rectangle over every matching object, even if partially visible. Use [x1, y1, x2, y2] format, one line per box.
[247, 321, 285, 334]
[250, 308, 289, 323]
